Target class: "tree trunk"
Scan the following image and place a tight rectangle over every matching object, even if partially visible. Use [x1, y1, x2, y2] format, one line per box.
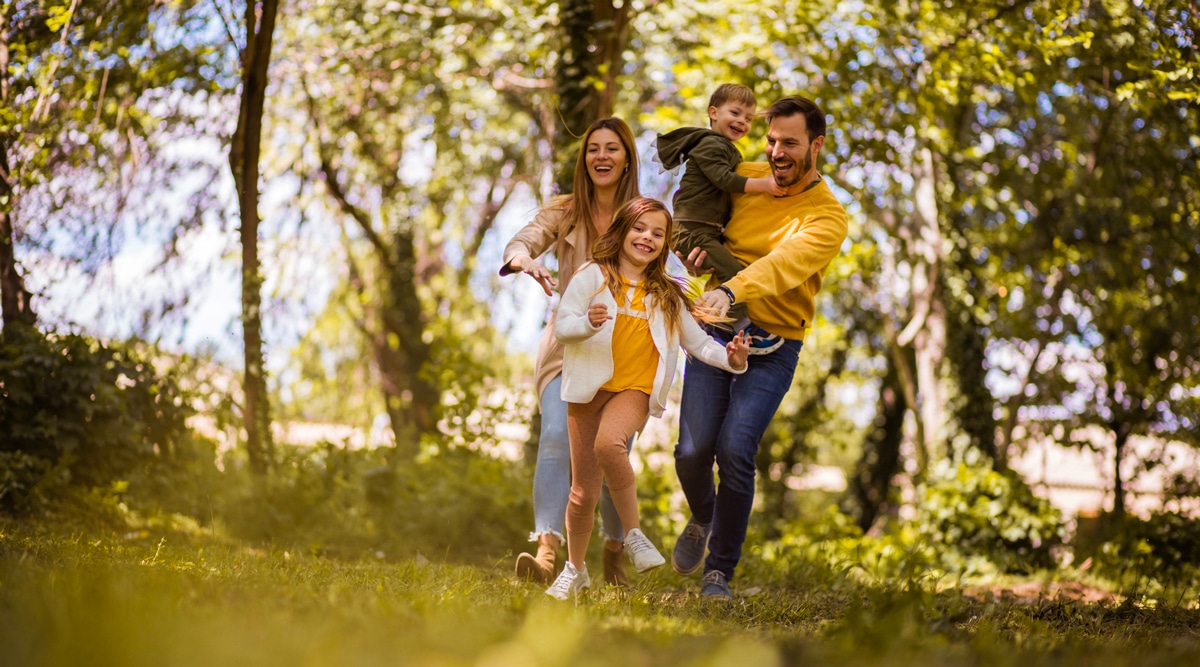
[229, 0, 279, 475]
[0, 206, 37, 333]
[898, 147, 948, 469]
[0, 18, 36, 334]
[848, 352, 908, 532]
[380, 226, 439, 455]
[1111, 420, 1130, 518]
[552, 0, 631, 190]
[945, 293, 997, 464]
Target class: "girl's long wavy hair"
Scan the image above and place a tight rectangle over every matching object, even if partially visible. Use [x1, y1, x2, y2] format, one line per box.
[590, 197, 692, 336]
[546, 117, 641, 240]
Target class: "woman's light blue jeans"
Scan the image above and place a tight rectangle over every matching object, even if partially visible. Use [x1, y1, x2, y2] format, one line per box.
[531, 375, 626, 542]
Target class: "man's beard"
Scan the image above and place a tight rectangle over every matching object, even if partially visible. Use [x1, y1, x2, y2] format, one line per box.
[770, 150, 812, 188]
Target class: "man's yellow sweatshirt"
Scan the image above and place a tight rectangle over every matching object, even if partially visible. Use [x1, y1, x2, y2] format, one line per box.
[722, 162, 849, 341]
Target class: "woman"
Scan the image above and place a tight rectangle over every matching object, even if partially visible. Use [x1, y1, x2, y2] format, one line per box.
[500, 117, 641, 587]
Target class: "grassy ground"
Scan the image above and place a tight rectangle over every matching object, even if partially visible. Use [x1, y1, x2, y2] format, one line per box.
[2, 514, 1199, 667]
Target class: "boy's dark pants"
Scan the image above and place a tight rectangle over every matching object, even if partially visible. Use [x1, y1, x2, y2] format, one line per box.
[674, 220, 749, 323]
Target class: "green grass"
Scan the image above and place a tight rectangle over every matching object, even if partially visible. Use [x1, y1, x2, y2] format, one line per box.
[2, 515, 1199, 667]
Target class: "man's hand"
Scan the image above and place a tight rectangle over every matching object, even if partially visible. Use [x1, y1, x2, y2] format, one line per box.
[696, 289, 732, 318]
[587, 303, 612, 328]
[509, 253, 556, 296]
[675, 247, 715, 276]
[726, 330, 750, 370]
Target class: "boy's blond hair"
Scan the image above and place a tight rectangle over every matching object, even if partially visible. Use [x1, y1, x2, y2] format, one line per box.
[708, 83, 757, 111]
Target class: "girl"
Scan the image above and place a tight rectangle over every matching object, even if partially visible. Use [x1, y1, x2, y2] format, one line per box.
[502, 117, 641, 587]
[546, 197, 749, 600]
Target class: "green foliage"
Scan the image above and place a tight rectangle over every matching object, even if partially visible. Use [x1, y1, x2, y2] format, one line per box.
[1094, 512, 1200, 593]
[0, 451, 59, 509]
[756, 464, 1065, 584]
[913, 464, 1065, 574]
[756, 505, 942, 588]
[0, 327, 203, 512]
[7, 0, 227, 325]
[218, 442, 531, 563]
[366, 446, 533, 562]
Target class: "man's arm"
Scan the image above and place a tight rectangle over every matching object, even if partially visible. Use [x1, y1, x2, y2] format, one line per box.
[724, 201, 848, 303]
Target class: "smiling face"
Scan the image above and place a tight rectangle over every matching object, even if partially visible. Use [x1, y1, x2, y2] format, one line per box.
[765, 113, 824, 188]
[709, 101, 756, 143]
[584, 128, 629, 191]
[620, 210, 669, 273]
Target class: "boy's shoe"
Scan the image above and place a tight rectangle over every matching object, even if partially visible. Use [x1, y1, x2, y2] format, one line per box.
[545, 561, 590, 600]
[671, 517, 712, 576]
[624, 528, 666, 573]
[700, 570, 733, 599]
[744, 324, 783, 355]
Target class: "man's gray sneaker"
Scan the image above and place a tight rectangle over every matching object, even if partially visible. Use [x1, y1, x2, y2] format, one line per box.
[700, 570, 732, 599]
[671, 517, 712, 576]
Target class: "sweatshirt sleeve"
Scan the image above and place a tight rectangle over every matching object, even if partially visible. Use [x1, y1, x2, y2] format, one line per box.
[725, 199, 848, 303]
[500, 203, 565, 276]
[689, 137, 749, 194]
[554, 264, 604, 344]
[678, 307, 747, 374]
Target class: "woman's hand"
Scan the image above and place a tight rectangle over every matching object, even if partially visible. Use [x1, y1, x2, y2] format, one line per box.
[587, 303, 612, 328]
[726, 330, 750, 371]
[509, 253, 556, 296]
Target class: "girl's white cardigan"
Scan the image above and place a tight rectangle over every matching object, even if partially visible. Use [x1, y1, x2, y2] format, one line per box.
[554, 262, 746, 418]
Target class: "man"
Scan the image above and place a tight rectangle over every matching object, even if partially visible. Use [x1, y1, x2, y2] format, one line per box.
[671, 95, 849, 598]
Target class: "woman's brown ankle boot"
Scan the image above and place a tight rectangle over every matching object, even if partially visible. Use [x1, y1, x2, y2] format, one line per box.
[515, 534, 559, 584]
[603, 538, 630, 587]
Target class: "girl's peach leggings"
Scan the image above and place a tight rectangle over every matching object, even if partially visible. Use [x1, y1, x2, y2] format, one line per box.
[565, 389, 649, 543]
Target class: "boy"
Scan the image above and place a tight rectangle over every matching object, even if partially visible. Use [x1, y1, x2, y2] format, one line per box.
[655, 83, 786, 353]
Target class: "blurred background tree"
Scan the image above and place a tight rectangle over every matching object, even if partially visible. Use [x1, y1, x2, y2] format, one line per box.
[3, 0, 1197, 559]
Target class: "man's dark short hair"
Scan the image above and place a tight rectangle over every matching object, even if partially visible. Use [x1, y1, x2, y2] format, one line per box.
[764, 96, 826, 139]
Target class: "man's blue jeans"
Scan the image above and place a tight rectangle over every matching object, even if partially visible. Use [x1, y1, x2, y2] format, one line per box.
[532, 375, 625, 542]
[673, 328, 802, 580]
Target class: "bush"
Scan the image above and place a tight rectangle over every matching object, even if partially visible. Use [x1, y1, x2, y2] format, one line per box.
[218, 442, 531, 564]
[365, 446, 532, 562]
[1094, 512, 1200, 590]
[0, 327, 201, 511]
[912, 463, 1065, 574]
[755, 464, 1065, 585]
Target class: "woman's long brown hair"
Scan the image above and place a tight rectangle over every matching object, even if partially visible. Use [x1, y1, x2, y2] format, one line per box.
[589, 197, 690, 336]
[545, 117, 641, 240]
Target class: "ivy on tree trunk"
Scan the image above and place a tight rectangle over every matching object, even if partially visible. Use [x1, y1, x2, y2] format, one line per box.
[229, 0, 280, 475]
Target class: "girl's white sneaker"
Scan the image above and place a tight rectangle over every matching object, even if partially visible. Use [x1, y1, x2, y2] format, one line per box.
[545, 561, 590, 600]
[624, 528, 666, 573]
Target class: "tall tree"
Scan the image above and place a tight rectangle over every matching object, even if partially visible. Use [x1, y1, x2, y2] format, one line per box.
[0, 0, 46, 332]
[228, 0, 280, 474]
[2, 0, 220, 336]
[553, 0, 637, 190]
[262, 0, 552, 454]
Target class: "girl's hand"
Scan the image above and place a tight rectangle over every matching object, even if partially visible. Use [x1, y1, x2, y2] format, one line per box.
[509, 253, 556, 296]
[588, 303, 612, 328]
[727, 330, 750, 370]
